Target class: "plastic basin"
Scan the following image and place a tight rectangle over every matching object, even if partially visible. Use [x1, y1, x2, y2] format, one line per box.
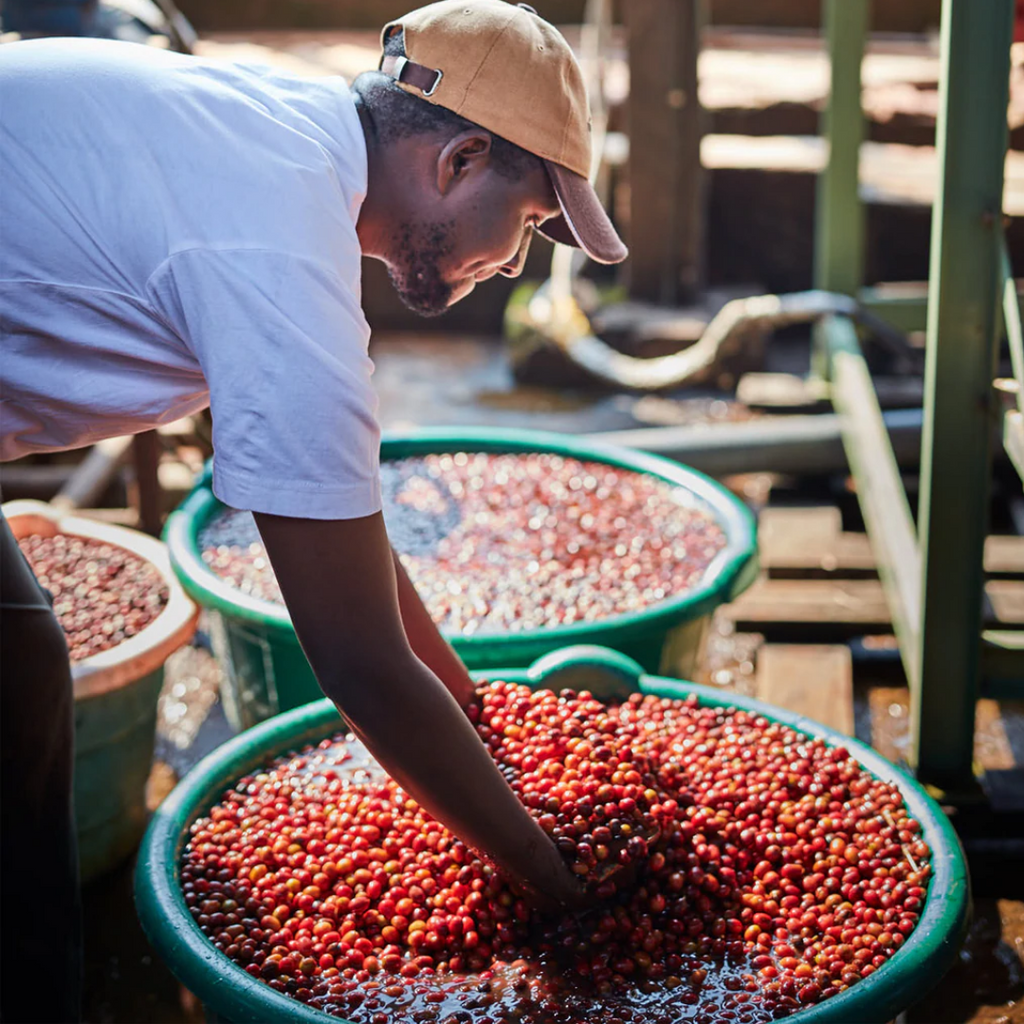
[135, 645, 969, 1024]
[5, 499, 199, 882]
[165, 427, 758, 728]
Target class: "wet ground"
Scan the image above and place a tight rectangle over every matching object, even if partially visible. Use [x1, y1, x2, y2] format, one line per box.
[903, 900, 1024, 1024]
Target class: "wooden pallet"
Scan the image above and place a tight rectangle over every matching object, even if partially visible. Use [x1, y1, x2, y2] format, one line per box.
[723, 506, 1024, 641]
[717, 506, 1024, 792]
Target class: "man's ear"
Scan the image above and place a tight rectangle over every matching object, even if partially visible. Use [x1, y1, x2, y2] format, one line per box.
[437, 130, 493, 195]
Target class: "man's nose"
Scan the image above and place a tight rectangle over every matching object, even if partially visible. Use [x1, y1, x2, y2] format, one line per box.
[499, 230, 534, 279]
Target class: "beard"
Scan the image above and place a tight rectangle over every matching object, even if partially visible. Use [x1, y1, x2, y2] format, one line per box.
[386, 219, 457, 318]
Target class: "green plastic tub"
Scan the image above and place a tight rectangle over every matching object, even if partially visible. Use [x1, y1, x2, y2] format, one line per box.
[136, 645, 969, 1024]
[5, 500, 199, 882]
[165, 427, 758, 728]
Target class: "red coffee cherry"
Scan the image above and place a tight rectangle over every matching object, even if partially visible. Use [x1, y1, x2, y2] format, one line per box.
[200, 453, 728, 630]
[18, 532, 168, 660]
[182, 685, 931, 1023]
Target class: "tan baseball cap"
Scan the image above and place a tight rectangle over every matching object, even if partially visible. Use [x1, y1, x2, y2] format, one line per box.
[379, 0, 628, 265]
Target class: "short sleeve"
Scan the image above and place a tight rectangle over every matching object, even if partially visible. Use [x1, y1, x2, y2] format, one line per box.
[147, 248, 381, 519]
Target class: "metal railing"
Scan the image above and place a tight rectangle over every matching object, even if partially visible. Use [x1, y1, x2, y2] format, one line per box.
[814, 0, 1022, 795]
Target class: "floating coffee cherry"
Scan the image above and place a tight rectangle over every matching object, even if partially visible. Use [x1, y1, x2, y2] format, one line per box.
[181, 683, 931, 1024]
[199, 453, 728, 632]
[18, 532, 169, 660]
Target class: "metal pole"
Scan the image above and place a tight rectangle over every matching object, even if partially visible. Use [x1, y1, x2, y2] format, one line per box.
[589, 407, 924, 477]
[812, 0, 869, 380]
[826, 316, 921, 686]
[814, 0, 868, 296]
[913, 0, 1014, 790]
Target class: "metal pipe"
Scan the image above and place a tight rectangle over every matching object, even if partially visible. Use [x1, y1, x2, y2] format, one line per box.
[587, 408, 925, 477]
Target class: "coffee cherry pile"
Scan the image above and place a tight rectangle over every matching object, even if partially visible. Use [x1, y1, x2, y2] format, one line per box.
[470, 683, 670, 895]
[18, 532, 169, 660]
[200, 508, 282, 604]
[182, 683, 931, 1024]
[200, 452, 728, 633]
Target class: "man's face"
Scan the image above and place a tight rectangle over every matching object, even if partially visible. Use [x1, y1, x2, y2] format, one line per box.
[386, 156, 561, 317]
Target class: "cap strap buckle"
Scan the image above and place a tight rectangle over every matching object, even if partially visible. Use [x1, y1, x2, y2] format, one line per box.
[380, 54, 444, 98]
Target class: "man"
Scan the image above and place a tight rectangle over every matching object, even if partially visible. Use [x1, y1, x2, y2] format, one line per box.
[0, 2, 627, 1017]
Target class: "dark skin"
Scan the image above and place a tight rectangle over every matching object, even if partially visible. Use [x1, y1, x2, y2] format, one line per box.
[354, 101, 562, 314]
[254, 107, 585, 909]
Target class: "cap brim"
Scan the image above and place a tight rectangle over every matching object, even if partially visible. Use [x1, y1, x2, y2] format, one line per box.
[537, 160, 628, 265]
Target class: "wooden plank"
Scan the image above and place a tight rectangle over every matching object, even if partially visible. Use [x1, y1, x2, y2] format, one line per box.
[700, 136, 1024, 218]
[725, 577, 1024, 636]
[759, 506, 1024, 578]
[626, 0, 705, 303]
[760, 506, 843, 546]
[727, 578, 893, 633]
[974, 700, 1018, 772]
[986, 581, 1024, 626]
[985, 537, 1024, 576]
[757, 507, 863, 574]
[867, 686, 912, 765]
[756, 644, 854, 734]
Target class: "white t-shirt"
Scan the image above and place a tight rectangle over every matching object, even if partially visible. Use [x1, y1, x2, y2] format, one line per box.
[0, 38, 382, 519]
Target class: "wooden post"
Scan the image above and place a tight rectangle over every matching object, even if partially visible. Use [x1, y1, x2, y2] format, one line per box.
[131, 431, 164, 536]
[625, 0, 705, 305]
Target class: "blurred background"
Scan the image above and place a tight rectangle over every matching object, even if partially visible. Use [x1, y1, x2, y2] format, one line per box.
[1, 1, 1023, 1022]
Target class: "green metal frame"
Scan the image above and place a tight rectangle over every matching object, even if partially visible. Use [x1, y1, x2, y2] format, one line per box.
[813, 0, 868, 298]
[815, 0, 1023, 794]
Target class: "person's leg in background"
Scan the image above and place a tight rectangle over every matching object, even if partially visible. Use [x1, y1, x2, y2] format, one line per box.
[0, 512, 82, 1023]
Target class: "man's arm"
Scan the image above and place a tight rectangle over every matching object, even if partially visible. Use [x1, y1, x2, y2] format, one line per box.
[390, 547, 476, 708]
[253, 510, 582, 907]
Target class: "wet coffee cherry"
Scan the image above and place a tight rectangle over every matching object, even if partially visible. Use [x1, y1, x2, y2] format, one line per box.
[181, 683, 931, 1023]
[18, 532, 168, 660]
[200, 453, 728, 632]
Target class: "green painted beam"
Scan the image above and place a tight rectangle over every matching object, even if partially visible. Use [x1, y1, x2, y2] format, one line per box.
[812, 0, 869, 382]
[825, 315, 921, 687]
[914, 0, 1014, 790]
[814, 0, 869, 298]
[859, 271, 1022, 344]
[858, 287, 928, 335]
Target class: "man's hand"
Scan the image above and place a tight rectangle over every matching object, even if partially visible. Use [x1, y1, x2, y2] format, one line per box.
[253, 510, 584, 909]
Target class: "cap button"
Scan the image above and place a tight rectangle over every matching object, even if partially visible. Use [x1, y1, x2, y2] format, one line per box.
[517, 3, 538, 13]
